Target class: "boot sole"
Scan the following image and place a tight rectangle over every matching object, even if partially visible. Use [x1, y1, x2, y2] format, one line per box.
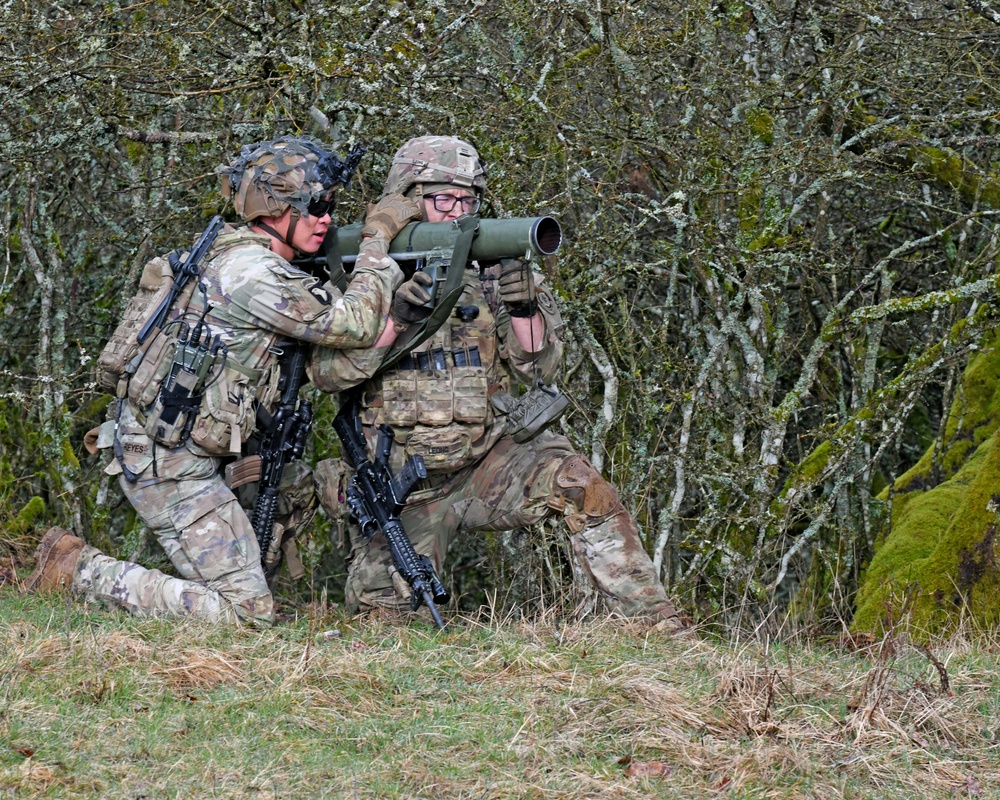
[22, 527, 72, 594]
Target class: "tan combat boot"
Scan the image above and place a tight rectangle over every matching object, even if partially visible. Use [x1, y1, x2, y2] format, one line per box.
[647, 601, 696, 638]
[23, 527, 85, 593]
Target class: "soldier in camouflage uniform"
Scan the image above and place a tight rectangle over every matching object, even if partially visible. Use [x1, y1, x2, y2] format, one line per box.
[312, 136, 686, 629]
[24, 136, 429, 625]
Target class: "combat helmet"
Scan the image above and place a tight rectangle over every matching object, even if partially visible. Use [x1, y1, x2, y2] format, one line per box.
[383, 136, 487, 205]
[219, 136, 365, 223]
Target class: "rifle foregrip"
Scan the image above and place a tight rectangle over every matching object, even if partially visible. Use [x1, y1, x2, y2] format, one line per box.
[252, 487, 280, 559]
[333, 411, 368, 469]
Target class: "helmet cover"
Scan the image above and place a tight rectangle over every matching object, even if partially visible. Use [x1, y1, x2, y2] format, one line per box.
[219, 136, 365, 221]
[382, 135, 487, 199]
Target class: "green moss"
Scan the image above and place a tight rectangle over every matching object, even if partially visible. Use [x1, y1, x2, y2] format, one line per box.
[783, 440, 831, 496]
[745, 108, 774, 146]
[61, 436, 80, 471]
[856, 335, 1000, 636]
[13, 496, 46, 535]
[737, 182, 763, 235]
[880, 335, 1000, 501]
[910, 145, 1000, 209]
[566, 43, 601, 63]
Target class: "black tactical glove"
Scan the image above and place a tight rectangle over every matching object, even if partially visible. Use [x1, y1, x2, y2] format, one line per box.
[390, 270, 434, 328]
[498, 258, 537, 317]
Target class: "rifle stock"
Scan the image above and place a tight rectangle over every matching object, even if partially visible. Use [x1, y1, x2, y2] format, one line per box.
[137, 215, 224, 345]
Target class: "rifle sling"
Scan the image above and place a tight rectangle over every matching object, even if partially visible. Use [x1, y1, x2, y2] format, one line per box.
[324, 226, 347, 292]
[375, 219, 476, 376]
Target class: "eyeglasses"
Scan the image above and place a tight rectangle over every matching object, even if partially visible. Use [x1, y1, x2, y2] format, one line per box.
[306, 193, 336, 218]
[425, 193, 481, 214]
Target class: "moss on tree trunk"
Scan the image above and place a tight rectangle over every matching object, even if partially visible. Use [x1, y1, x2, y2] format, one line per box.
[854, 333, 1000, 635]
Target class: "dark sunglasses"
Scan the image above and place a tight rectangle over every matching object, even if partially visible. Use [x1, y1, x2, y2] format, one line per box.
[306, 194, 336, 218]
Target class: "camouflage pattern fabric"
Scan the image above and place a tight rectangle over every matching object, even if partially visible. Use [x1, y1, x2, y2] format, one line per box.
[381, 136, 487, 199]
[124, 224, 401, 457]
[235, 459, 317, 579]
[77, 407, 271, 623]
[84, 228, 400, 623]
[203, 225, 399, 349]
[314, 265, 678, 621]
[312, 264, 562, 474]
[219, 136, 352, 222]
[344, 430, 676, 619]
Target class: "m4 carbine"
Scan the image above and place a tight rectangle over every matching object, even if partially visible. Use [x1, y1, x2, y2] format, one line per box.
[333, 397, 450, 629]
[251, 341, 313, 576]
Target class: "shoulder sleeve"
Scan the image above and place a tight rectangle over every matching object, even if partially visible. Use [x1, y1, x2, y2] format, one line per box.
[221, 247, 402, 348]
[309, 336, 392, 393]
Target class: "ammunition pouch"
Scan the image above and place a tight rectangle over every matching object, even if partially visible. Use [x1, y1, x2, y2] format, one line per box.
[402, 426, 474, 469]
[188, 357, 264, 455]
[377, 363, 490, 429]
[128, 325, 264, 455]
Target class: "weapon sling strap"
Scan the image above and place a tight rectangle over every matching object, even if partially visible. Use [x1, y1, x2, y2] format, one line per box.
[323, 226, 347, 292]
[374, 214, 478, 377]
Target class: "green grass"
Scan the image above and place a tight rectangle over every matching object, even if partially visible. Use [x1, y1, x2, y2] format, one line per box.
[1, 589, 999, 799]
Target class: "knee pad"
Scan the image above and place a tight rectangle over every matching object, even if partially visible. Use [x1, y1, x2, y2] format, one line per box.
[550, 455, 621, 532]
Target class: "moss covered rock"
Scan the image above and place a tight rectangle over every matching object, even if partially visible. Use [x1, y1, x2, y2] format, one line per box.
[854, 334, 1000, 635]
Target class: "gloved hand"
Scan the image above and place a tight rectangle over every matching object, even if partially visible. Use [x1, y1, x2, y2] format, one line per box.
[498, 258, 537, 316]
[359, 194, 422, 257]
[389, 270, 434, 328]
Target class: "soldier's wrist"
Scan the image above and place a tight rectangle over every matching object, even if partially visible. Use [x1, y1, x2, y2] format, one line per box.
[388, 314, 409, 332]
[357, 239, 391, 264]
[505, 300, 539, 318]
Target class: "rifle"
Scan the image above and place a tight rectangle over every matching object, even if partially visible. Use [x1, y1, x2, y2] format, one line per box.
[137, 215, 225, 346]
[333, 397, 450, 629]
[251, 341, 314, 575]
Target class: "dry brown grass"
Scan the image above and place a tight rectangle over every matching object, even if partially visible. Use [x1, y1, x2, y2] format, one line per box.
[1, 596, 998, 798]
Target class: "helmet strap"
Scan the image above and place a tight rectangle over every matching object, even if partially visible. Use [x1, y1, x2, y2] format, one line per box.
[285, 209, 302, 252]
[253, 208, 304, 255]
[253, 219, 287, 243]
[412, 185, 428, 221]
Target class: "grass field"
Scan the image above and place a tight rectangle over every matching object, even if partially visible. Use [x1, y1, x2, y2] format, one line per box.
[1, 588, 998, 799]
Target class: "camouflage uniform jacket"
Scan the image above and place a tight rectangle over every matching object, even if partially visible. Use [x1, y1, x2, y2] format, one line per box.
[311, 262, 564, 475]
[114, 224, 401, 467]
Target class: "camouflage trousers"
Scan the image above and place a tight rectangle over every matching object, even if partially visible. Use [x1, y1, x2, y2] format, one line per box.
[340, 430, 676, 620]
[76, 439, 275, 624]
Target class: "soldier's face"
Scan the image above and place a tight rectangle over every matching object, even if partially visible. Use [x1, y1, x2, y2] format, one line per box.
[422, 188, 478, 223]
[291, 204, 332, 254]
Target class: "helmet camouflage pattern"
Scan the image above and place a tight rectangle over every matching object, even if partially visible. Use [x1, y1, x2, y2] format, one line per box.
[382, 135, 487, 200]
[219, 136, 365, 222]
